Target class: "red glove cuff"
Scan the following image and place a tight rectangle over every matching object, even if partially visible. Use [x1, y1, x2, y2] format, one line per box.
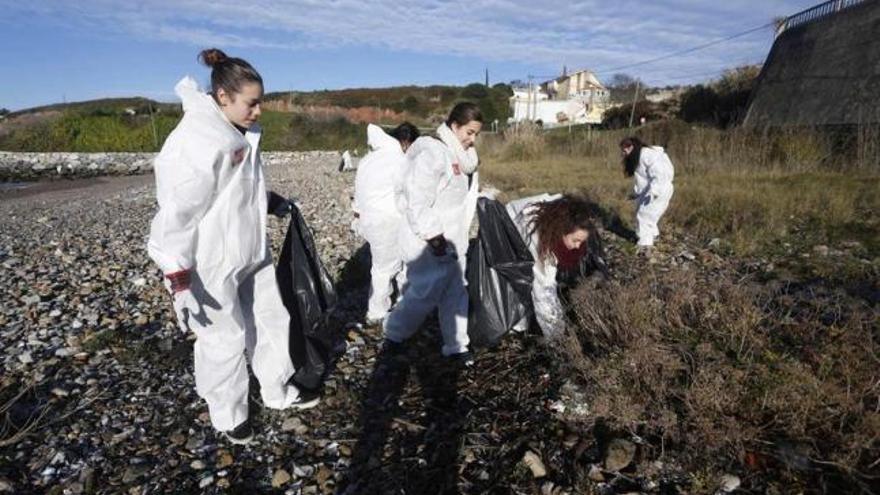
[165, 269, 192, 293]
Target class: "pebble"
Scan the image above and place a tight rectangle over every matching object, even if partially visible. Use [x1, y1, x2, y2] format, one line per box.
[121, 465, 148, 484]
[294, 465, 315, 478]
[522, 451, 547, 478]
[216, 452, 233, 469]
[272, 469, 292, 488]
[717, 474, 741, 493]
[281, 417, 309, 435]
[604, 438, 636, 472]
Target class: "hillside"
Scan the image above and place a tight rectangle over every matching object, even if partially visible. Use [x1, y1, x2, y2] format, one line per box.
[0, 83, 512, 153]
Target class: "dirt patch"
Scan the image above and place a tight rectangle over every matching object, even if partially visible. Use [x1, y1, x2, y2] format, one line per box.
[0, 175, 153, 204]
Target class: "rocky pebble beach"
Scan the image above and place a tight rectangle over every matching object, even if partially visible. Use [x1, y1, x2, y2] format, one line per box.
[3, 151, 871, 494]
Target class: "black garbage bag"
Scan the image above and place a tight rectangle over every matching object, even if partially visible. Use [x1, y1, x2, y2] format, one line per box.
[466, 198, 535, 347]
[276, 204, 338, 391]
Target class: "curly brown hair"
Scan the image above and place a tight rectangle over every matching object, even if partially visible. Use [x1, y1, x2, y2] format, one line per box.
[527, 195, 596, 262]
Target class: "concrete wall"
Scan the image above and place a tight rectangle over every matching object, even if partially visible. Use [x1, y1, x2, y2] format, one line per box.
[744, 0, 880, 127]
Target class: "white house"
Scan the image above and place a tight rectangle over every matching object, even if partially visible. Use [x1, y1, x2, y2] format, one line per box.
[509, 69, 611, 126]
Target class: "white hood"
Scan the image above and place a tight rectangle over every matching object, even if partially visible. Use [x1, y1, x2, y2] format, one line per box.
[174, 76, 229, 122]
[367, 124, 400, 152]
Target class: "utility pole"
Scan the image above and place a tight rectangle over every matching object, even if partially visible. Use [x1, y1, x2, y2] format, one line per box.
[527, 75, 534, 121]
[288, 84, 293, 111]
[485, 67, 489, 87]
[628, 80, 641, 128]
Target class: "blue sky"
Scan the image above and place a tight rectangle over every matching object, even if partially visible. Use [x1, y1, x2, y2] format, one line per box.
[0, 0, 820, 111]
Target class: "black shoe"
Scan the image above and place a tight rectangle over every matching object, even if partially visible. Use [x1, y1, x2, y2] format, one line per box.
[223, 420, 254, 445]
[289, 388, 321, 410]
[451, 351, 475, 368]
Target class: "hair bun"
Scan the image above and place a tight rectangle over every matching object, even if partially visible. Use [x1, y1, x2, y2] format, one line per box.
[198, 48, 228, 67]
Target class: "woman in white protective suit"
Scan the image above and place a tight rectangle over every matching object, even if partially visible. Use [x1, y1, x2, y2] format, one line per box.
[620, 136, 675, 253]
[147, 48, 318, 445]
[383, 103, 483, 365]
[507, 194, 598, 338]
[351, 122, 420, 324]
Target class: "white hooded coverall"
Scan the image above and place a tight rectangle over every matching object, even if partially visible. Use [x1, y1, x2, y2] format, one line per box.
[506, 194, 567, 338]
[632, 146, 675, 246]
[383, 127, 479, 356]
[147, 77, 300, 432]
[352, 124, 407, 321]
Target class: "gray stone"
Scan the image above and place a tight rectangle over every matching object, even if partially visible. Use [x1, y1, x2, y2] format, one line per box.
[604, 438, 636, 472]
[718, 474, 741, 493]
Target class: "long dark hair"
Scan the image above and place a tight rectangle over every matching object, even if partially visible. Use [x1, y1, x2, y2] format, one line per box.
[446, 102, 484, 127]
[527, 195, 596, 262]
[198, 48, 263, 100]
[620, 136, 646, 177]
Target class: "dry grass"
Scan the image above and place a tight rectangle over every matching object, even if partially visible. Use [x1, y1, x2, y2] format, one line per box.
[562, 269, 880, 490]
[478, 123, 880, 258]
[479, 122, 880, 490]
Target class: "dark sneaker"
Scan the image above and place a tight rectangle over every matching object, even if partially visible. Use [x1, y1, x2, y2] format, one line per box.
[289, 388, 321, 410]
[451, 351, 475, 368]
[224, 420, 254, 445]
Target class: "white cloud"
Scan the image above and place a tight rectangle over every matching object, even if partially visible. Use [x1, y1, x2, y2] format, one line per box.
[1, 0, 815, 82]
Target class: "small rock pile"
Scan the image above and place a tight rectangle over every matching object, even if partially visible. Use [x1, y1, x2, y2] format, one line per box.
[0, 151, 341, 181]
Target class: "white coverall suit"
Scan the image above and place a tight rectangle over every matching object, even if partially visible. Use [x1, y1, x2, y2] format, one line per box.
[383, 134, 479, 356]
[148, 77, 299, 432]
[632, 146, 675, 246]
[352, 124, 407, 321]
[506, 194, 567, 338]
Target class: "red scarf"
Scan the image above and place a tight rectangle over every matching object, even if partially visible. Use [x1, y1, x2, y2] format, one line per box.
[551, 239, 587, 270]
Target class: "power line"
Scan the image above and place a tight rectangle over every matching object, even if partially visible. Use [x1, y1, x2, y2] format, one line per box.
[593, 22, 775, 75]
[640, 61, 765, 85]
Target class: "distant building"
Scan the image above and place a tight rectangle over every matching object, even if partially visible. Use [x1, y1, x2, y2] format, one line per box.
[509, 69, 610, 126]
[644, 88, 684, 103]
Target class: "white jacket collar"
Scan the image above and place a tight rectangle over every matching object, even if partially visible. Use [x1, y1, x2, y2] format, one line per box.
[436, 123, 478, 174]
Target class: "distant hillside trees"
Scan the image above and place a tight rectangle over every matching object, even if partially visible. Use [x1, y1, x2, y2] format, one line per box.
[679, 65, 761, 128]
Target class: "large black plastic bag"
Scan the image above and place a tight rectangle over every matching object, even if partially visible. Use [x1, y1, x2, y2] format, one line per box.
[466, 198, 535, 347]
[276, 204, 338, 391]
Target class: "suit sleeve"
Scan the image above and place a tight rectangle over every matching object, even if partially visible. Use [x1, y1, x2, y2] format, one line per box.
[532, 256, 565, 338]
[147, 140, 221, 274]
[404, 146, 445, 241]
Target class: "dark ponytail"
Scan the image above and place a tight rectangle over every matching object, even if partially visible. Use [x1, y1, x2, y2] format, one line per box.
[198, 48, 263, 99]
